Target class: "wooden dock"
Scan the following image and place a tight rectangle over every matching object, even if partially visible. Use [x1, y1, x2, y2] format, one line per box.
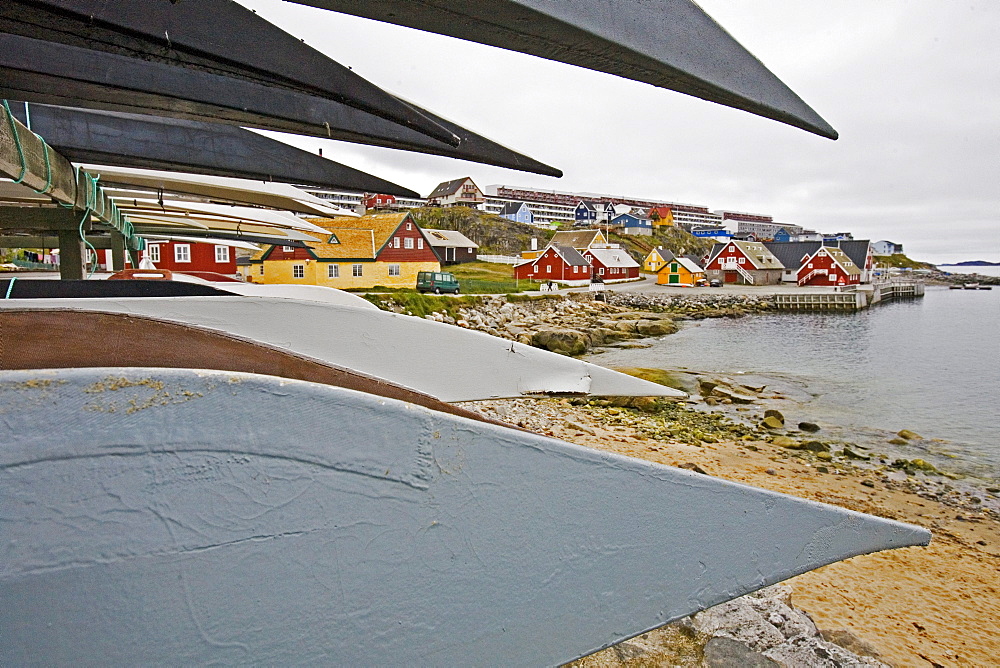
[774, 282, 923, 311]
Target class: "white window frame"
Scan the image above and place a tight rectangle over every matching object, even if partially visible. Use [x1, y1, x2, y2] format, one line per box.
[292, 264, 304, 279]
[388, 264, 401, 277]
[352, 264, 363, 277]
[417, 238, 424, 250]
[328, 264, 339, 278]
[174, 244, 191, 263]
[404, 237, 414, 250]
[147, 245, 160, 263]
[394, 237, 400, 248]
[214, 245, 230, 263]
[406, 222, 412, 230]
[282, 245, 294, 252]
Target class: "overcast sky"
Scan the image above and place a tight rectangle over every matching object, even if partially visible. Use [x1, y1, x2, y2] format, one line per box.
[238, 1, 999, 264]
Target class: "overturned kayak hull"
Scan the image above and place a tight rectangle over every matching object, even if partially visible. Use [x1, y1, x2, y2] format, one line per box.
[0, 296, 683, 400]
[0, 368, 928, 665]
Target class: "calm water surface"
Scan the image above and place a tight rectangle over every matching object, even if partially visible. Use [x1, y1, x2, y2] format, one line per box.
[588, 286, 1000, 482]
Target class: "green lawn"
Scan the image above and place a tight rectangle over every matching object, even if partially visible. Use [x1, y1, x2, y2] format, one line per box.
[447, 261, 533, 293]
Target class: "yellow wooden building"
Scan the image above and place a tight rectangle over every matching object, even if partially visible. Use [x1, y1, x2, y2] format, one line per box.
[643, 247, 673, 273]
[656, 257, 706, 286]
[241, 212, 440, 289]
[648, 206, 675, 228]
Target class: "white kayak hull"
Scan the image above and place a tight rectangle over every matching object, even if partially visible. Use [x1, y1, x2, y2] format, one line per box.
[0, 296, 681, 400]
[0, 368, 929, 666]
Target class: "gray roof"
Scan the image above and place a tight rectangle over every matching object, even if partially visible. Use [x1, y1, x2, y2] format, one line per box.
[585, 248, 640, 269]
[499, 201, 528, 216]
[763, 240, 870, 271]
[423, 228, 479, 249]
[550, 244, 590, 267]
[427, 177, 474, 199]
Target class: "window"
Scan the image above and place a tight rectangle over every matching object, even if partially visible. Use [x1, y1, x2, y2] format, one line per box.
[215, 245, 230, 263]
[599, 268, 605, 275]
[417, 238, 424, 250]
[174, 244, 191, 263]
[328, 264, 339, 278]
[404, 238, 414, 249]
[545, 265, 551, 273]
[282, 246, 294, 252]
[352, 264, 363, 277]
[147, 245, 160, 263]
[327, 233, 340, 244]
[388, 264, 400, 277]
[738, 257, 745, 264]
[293, 264, 304, 279]
[406, 222, 412, 230]
[394, 237, 400, 248]
[572, 266, 578, 274]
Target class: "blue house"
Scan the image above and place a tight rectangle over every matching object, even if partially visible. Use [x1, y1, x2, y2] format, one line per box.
[602, 201, 616, 222]
[772, 228, 795, 243]
[499, 201, 534, 226]
[611, 212, 653, 236]
[574, 200, 599, 224]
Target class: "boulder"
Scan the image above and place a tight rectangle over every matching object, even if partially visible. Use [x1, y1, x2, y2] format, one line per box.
[798, 422, 821, 433]
[704, 636, 780, 668]
[636, 318, 678, 336]
[763, 635, 889, 667]
[771, 436, 798, 448]
[762, 416, 785, 430]
[530, 329, 589, 356]
[841, 447, 870, 461]
[699, 379, 720, 395]
[763, 409, 785, 424]
[631, 396, 661, 413]
[801, 440, 830, 453]
[897, 429, 923, 440]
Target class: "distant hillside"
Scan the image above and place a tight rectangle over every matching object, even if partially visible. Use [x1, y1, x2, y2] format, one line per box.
[938, 260, 1000, 267]
[410, 207, 715, 264]
[409, 207, 553, 256]
[881, 254, 936, 270]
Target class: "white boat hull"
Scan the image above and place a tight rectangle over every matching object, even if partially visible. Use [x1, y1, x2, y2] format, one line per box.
[0, 296, 681, 400]
[0, 368, 929, 666]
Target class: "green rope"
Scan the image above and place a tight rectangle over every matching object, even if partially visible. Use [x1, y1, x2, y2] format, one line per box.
[2, 99, 54, 194]
[2, 100, 27, 184]
[4, 277, 15, 299]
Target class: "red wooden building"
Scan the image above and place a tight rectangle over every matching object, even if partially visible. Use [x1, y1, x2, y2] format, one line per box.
[704, 240, 783, 285]
[143, 240, 239, 276]
[363, 193, 397, 210]
[581, 247, 640, 281]
[513, 245, 591, 284]
[797, 247, 862, 286]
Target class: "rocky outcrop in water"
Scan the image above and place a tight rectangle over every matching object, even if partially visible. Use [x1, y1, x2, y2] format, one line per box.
[607, 292, 776, 317]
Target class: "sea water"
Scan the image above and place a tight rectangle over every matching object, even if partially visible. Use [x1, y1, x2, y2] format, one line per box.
[587, 286, 1000, 483]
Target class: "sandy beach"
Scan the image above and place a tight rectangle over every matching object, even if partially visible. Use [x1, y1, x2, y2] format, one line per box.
[462, 397, 1000, 667]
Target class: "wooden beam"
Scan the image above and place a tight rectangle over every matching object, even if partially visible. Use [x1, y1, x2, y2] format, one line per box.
[0, 234, 114, 249]
[0, 207, 89, 230]
[110, 231, 126, 271]
[56, 228, 84, 280]
[0, 103, 145, 252]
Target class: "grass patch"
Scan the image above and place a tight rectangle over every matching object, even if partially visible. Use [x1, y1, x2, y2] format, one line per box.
[363, 292, 483, 319]
[615, 367, 690, 391]
[447, 261, 531, 293]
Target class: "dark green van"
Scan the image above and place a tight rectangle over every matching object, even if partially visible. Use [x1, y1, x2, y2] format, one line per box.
[416, 271, 460, 294]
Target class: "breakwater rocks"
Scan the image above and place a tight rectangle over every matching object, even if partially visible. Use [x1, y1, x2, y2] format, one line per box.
[421, 295, 679, 356]
[572, 585, 888, 668]
[607, 292, 777, 318]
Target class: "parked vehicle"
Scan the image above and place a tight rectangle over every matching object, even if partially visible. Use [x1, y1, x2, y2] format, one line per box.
[416, 271, 460, 294]
[709, 278, 722, 287]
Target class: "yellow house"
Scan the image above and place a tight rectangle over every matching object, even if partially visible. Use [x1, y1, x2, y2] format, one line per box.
[643, 247, 674, 273]
[242, 212, 440, 289]
[656, 257, 706, 286]
[648, 206, 675, 228]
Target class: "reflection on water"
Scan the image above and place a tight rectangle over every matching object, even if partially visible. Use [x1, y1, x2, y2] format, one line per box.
[588, 287, 1000, 481]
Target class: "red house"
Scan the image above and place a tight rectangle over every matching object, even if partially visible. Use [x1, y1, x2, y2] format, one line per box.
[582, 247, 640, 282]
[514, 245, 591, 284]
[143, 240, 239, 277]
[704, 240, 783, 285]
[363, 193, 397, 210]
[797, 247, 862, 286]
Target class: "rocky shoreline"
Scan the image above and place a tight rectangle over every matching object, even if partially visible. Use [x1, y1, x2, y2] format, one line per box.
[415, 292, 773, 356]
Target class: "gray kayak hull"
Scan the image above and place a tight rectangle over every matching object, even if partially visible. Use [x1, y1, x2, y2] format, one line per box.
[0, 368, 929, 665]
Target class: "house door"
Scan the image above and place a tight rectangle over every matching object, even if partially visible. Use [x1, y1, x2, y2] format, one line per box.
[724, 271, 737, 283]
[446, 247, 455, 262]
[669, 274, 680, 284]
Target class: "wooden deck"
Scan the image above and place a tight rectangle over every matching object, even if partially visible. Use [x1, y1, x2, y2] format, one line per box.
[774, 282, 924, 311]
